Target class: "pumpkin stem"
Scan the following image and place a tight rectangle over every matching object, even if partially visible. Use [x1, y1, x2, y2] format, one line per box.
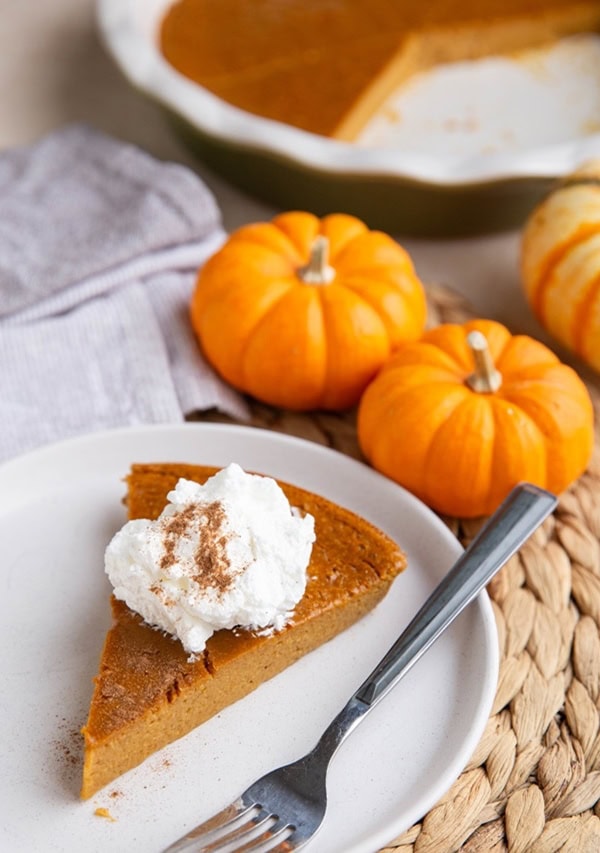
[298, 235, 335, 285]
[466, 330, 502, 393]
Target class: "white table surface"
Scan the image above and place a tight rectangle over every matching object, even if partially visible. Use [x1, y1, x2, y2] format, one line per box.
[0, 0, 584, 360]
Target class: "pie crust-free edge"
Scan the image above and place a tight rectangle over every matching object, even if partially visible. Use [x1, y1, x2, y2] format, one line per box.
[80, 463, 407, 798]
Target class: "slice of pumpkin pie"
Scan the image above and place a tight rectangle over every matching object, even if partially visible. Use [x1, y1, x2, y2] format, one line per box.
[80, 462, 406, 799]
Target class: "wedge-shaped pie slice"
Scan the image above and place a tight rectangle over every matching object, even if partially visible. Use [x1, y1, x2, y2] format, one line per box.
[81, 463, 407, 799]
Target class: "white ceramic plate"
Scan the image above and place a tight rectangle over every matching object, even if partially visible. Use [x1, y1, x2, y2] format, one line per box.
[0, 424, 499, 853]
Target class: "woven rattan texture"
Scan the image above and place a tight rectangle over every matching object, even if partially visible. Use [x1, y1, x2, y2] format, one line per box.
[195, 283, 600, 853]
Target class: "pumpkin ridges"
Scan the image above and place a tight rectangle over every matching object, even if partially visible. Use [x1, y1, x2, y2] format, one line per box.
[417, 325, 474, 371]
[579, 285, 600, 369]
[422, 395, 496, 517]
[521, 166, 600, 373]
[494, 333, 559, 377]
[332, 230, 415, 275]
[336, 275, 426, 346]
[191, 274, 295, 387]
[360, 381, 469, 501]
[337, 244, 424, 308]
[533, 232, 600, 349]
[240, 286, 328, 410]
[571, 271, 600, 358]
[526, 221, 600, 317]
[224, 221, 306, 264]
[421, 320, 510, 374]
[358, 369, 468, 461]
[520, 178, 600, 305]
[192, 232, 308, 388]
[195, 243, 298, 309]
[271, 211, 321, 259]
[500, 363, 593, 399]
[462, 319, 513, 364]
[382, 341, 468, 376]
[317, 283, 390, 410]
[320, 213, 368, 259]
[437, 393, 546, 519]
[529, 223, 600, 314]
[339, 266, 420, 293]
[500, 365, 594, 415]
[488, 397, 547, 509]
[360, 365, 470, 417]
[499, 372, 594, 493]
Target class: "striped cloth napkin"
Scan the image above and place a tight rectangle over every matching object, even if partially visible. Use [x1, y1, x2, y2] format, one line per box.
[0, 124, 249, 462]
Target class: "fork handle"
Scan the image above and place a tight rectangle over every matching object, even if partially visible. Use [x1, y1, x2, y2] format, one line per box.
[355, 483, 556, 705]
[312, 483, 557, 760]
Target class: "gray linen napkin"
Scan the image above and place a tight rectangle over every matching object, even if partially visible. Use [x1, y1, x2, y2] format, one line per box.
[0, 125, 249, 462]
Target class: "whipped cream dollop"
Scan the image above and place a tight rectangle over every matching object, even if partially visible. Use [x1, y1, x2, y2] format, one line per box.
[105, 463, 316, 654]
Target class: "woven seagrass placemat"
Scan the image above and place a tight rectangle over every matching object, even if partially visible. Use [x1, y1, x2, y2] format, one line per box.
[195, 282, 600, 853]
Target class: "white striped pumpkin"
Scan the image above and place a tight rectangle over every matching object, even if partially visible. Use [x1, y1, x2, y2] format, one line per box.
[521, 161, 600, 372]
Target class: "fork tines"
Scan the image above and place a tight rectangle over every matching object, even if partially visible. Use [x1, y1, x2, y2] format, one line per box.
[164, 798, 297, 852]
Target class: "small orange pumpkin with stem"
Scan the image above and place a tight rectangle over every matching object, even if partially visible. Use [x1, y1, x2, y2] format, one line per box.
[191, 211, 427, 410]
[358, 319, 594, 518]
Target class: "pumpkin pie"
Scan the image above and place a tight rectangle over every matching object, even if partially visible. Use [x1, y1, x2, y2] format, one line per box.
[80, 463, 407, 798]
[159, 0, 600, 139]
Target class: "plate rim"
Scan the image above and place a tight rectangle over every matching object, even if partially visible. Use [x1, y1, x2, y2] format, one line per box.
[96, 0, 600, 187]
[0, 422, 500, 852]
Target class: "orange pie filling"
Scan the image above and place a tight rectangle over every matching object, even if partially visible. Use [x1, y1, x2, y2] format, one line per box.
[159, 0, 600, 139]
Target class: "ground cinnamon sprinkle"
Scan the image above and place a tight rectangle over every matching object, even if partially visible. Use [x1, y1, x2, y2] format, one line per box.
[156, 500, 239, 596]
[192, 500, 236, 593]
[52, 716, 82, 772]
[160, 504, 197, 570]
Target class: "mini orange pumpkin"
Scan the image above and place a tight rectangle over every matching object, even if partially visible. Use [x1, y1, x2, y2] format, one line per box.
[357, 319, 594, 518]
[521, 160, 600, 372]
[191, 211, 427, 410]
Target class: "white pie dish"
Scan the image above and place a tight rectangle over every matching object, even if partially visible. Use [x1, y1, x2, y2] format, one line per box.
[96, 0, 600, 235]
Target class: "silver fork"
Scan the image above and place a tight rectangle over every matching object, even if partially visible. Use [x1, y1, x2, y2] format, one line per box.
[164, 482, 557, 853]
